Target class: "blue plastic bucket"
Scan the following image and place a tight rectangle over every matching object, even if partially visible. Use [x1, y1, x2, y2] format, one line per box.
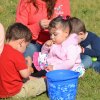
[46, 70, 79, 100]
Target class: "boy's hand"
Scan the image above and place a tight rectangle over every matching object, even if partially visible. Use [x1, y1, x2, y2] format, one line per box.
[79, 45, 84, 53]
[45, 40, 53, 47]
[25, 56, 34, 73]
[44, 65, 53, 71]
[25, 56, 32, 67]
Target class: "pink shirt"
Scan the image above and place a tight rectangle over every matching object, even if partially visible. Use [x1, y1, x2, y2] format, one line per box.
[16, 0, 70, 44]
[0, 23, 5, 55]
[41, 34, 82, 70]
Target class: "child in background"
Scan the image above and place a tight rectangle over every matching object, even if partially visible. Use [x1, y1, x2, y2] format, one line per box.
[0, 23, 5, 55]
[0, 23, 46, 98]
[33, 16, 85, 77]
[70, 17, 100, 73]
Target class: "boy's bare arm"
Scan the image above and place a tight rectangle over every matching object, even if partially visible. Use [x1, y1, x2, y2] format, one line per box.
[19, 56, 33, 79]
[25, 56, 34, 73]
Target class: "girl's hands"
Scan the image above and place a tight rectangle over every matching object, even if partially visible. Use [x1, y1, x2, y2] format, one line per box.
[40, 19, 51, 29]
[44, 65, 53, 71]
[45, 40, 54, 47]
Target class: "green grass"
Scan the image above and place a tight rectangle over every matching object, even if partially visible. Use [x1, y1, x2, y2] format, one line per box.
[70, 0, 100, 35]
[0, 0, 18, 29]
[0, 0, 100, 100]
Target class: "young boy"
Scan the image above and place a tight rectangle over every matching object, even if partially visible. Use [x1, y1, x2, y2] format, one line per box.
[70, 17, 100, 73]
[0, 23, 5, 55]
[0, 23, 46, 98]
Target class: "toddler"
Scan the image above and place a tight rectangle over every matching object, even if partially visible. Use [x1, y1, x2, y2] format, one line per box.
[33, 16, 85, 77]
[70, 17, 100, 73]
[0, 23, 46, 98]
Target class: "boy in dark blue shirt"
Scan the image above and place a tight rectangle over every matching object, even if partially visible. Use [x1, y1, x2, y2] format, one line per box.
[70, 17, 100, 73]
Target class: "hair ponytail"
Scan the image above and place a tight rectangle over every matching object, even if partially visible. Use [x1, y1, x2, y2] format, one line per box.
[62, 16, 72, 34]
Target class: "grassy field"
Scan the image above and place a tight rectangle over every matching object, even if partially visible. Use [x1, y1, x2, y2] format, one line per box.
[0, 0, 100, 100]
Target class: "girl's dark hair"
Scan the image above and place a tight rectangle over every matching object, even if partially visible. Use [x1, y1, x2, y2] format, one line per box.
[29, 0, 57, 19]
[70, 17, 86, 34]
[49, 16, 72, 34]
[6, 23, 32, 42]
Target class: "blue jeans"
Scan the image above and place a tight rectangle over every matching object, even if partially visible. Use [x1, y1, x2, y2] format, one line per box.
[92, 61, 100, 73]
[24, 42, 42, 58]
[81, 54, 100, 73]
[81, 54, 92, 69]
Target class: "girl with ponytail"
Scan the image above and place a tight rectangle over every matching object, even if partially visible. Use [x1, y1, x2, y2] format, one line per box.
[33, 16, 85, 77]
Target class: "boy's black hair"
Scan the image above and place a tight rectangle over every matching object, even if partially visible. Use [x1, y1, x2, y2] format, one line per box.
[70, 17, 87, 34]
[6, 23, 32, 42]
[49, 16, 72, 34]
